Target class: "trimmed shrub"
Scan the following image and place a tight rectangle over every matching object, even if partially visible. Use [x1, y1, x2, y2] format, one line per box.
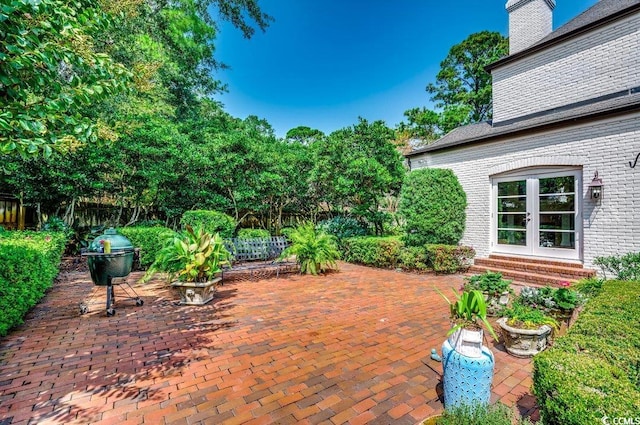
[398, 168, 467, 247]
[341, 236, 403, 269]
[180, 210, 236, 238]
[118, 226, 176, 270]
[398, 245, 430, 271]
[593, 251, 640, 280]
[0, 231, 67, 336]
[533, 280, 640, 424]
[426, 244, 475, 274]
[237, 228, 271, 239]
[317, 216, 368, 240]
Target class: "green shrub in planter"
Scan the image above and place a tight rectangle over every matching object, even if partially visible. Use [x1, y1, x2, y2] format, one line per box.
[0, 231, 67, 336]
[398, 168, 467, 247]
[180, 210, 236, 238]
[464, 271, 512, 296]
[237, 228, 271, 239]
[118, 226, 176, 269]
[533, 280, 640, 424]
[426, 244, 475, 274]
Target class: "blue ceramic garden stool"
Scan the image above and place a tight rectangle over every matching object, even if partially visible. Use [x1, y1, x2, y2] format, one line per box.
[441, 339, 494, 409]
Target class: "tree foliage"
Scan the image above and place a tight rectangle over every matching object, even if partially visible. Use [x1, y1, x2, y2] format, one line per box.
[398, 31, 508, 145]
[0, 0, 131, 156]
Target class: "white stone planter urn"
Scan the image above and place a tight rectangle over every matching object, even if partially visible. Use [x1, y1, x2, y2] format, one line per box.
[484, 291, 510, 316]
[497, 317, 552, 358]
[448, 327, 484, 358]
[171, 277, 221, 305]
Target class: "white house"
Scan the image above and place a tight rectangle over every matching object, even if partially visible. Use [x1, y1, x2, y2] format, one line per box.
[406, 0, 640, 282]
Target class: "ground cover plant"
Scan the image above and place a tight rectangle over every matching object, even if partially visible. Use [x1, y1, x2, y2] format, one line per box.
[0, 231, 67, 336]
[533, 280, 640, 424]
[434, 402, 533, 425]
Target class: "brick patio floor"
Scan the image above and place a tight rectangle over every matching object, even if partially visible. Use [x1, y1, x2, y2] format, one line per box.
[0, 262, 537, 425]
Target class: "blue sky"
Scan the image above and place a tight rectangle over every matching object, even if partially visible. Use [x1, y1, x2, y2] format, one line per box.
[213, 0, 599, 137]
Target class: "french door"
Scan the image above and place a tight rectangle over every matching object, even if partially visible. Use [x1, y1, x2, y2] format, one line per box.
[492, 170, 581, 260]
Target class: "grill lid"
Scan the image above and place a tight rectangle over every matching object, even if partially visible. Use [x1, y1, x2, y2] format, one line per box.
[90, 228, 133, 252]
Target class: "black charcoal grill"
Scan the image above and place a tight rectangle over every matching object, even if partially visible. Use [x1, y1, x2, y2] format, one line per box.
[81, 228, 143, 316]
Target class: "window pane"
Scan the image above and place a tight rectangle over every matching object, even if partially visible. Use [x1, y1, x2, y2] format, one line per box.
[539, 195, 575, 212]
[498, 197, 526, 212]
[539, 231, 575, 249]
[498, 230, 527, 246]
[498, 214, 527, 229]
[539, 214, 575, 230]
[539, 176, 574, 194]
[498, 180, 526, 196]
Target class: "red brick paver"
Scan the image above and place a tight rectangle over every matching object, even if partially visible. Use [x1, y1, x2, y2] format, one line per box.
[0, 262, 536, 424]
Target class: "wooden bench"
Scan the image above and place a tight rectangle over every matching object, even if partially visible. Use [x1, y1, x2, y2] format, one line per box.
[221, 236, 298, 281]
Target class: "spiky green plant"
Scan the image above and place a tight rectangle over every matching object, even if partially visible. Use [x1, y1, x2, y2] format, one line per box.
[436, 288, 498, 340]
[142, 225, 231, 283]
[280, 223, 340, 275]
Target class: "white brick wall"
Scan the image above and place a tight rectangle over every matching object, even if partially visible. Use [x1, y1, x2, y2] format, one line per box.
[507, 0, 555, 54]
[493, 13, 640, 123]
[410, 113, 640, 269]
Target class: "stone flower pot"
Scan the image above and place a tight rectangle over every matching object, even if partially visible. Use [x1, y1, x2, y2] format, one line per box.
[171, 277, 221, 305]
[497, 317, 552, 358]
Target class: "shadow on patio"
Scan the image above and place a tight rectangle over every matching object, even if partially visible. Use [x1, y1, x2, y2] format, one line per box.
[0, 262, 536, 425]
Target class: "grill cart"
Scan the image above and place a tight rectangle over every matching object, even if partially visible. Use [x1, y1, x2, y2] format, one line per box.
[81, 228, 143, 316]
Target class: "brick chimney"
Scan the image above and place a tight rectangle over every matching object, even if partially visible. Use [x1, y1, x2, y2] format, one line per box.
[506, 0, 556, 54]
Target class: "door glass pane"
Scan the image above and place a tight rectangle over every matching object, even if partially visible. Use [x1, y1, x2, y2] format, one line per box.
[498, 230, 527, 246]
[498, 181, 526, 196]
[539, 214, 575, 230]
[539, 176, 575, 194]
[498, 214, 527, 229]
[539, 195, 575, 212]
[498, 197, 526, 212]
[539, 231, 575, 249]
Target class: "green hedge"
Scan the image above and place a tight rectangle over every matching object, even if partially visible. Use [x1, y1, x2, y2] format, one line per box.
[533, 280, 640, 424]
[237, 228, 271, 239]
[341, 236, 474, 273]
[0, 231, 67, 336]
[180, 210, 236, 238]
[118, 226, 176, 269]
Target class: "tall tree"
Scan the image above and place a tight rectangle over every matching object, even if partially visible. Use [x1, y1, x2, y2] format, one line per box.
[426, 31, 508, 132]
[311, 118, 405, 235]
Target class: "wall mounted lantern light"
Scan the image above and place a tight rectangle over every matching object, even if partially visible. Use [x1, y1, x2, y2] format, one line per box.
[588, 171, 603, 200]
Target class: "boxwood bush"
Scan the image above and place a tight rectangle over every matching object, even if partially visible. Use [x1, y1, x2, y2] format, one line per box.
[533, 280, 640, 424]
[341, 236, 474, 273]
[180, 210, 236, 238]
[118, 226, 176, 269]
[398, 168, 467, 247]
[0, 231, 67, 336]
[317, 216, 368, 240]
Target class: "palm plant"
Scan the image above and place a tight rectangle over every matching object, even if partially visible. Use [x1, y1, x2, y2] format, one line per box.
[280, 223, 340, 275]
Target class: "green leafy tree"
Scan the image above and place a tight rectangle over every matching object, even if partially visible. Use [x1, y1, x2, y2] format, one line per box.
[398, 168, 467, 246]
[285, 126, 325, 145]
[0, 0, 131, 156]
[426, 31, 508, 132]
[311, 118, 405, 235]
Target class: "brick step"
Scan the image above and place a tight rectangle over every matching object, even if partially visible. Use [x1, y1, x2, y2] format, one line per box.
[468, 265, 580, 287]
[474, 258, 596, 280]
[487, 254, 584, 269]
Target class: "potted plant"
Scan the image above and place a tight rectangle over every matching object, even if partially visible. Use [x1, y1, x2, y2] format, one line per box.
[497, 301, 558, 358]
[464, 271, 513, 316]
[143, 225, 231, 305]
[518, 283, 584, 326]
[280, 223, 340, 275]
[436, 288, 497, 410]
